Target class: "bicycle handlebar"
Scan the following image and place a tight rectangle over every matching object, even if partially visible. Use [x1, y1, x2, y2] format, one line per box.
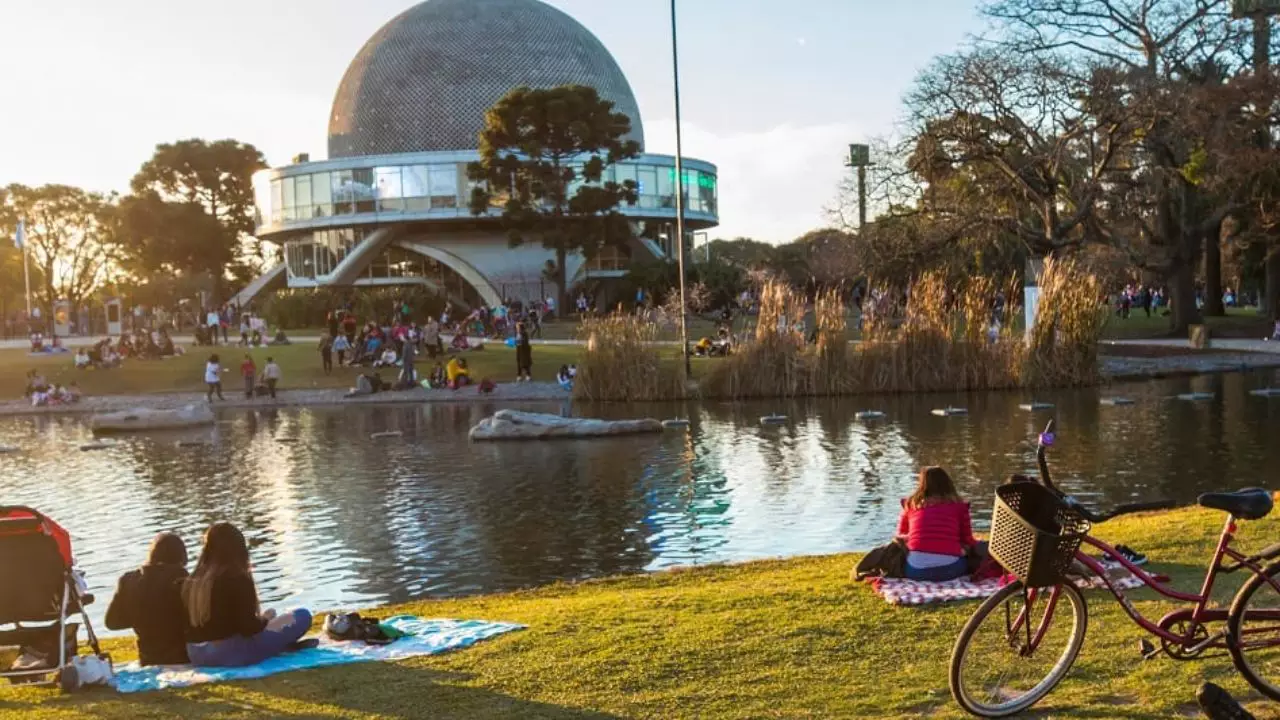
[1035, 419, 1178, 523]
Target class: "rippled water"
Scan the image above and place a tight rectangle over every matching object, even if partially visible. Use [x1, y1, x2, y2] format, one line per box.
[2, 369, 1278, 633]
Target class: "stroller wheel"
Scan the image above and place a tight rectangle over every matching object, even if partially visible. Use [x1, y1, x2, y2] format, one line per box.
[58, 664, 80, 693]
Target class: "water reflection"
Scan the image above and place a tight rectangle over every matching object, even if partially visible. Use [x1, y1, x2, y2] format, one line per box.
[1, 369, 1278, 633]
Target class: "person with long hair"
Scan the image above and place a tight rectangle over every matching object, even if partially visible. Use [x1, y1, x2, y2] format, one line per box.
[894, 467, 983, 582]
[183, 522, 312, 667]
[104, 532, 190, 666]
[514, 321, 532, 382]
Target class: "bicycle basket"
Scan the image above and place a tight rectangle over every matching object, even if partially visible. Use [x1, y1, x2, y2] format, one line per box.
[989, 482, 1091, 587]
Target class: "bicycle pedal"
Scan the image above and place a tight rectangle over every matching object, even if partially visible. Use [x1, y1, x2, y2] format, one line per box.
[1139, 638, 1159, 660]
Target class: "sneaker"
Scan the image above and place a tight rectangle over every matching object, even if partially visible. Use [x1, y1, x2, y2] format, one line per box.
[1197, 682, 1256, 720]
[1106, 544, 1147, 566]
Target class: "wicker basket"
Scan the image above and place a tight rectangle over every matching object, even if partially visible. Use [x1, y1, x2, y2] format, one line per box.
[989, 482, 1091, 587]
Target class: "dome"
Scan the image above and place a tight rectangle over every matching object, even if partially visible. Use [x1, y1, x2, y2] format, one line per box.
[328, 0, 645, 159]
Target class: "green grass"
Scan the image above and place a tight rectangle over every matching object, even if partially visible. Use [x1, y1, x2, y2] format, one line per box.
[3, 505, 1279, 718]
[1101, 307, 1272, 340]
[0, 344, 585, 400]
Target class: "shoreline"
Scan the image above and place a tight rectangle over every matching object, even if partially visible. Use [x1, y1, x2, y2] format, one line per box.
[1, 351, 1276, 419]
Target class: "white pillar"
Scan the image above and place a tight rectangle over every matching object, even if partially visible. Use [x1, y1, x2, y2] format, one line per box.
[1024, 256, 1044, 343]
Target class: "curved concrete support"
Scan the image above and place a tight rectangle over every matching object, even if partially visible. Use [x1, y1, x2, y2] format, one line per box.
[329, 227, 401, 285]
[229, 263, 287, 308]
[395, 240, 505, 308]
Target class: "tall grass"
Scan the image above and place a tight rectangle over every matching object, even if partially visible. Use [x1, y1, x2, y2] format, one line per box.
[699, 261, 1105, 399]
[574, 314, 686, 401]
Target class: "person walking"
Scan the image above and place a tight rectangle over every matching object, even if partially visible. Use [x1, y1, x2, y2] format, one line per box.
[515, 321, 533, 382]
[333, 333, 351, 367]
[319, 334, 333, 374]
[262, 357, 281, 399]
[205, 309, 221, 346]
[205, 354, 225, 402]
[239, 354, 256, 399]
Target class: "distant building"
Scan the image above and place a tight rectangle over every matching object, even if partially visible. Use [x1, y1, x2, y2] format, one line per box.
[247, 0, 719, 309]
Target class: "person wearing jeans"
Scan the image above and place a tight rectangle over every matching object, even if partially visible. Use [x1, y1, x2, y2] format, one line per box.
[262, 358, 281, 399]
[895, 466, 982, 582]
[205, 355, 225, 402]
[183, 522, 313, 667]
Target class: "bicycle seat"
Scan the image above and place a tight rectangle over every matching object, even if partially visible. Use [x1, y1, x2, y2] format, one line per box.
[1197, 488, 1273, 520]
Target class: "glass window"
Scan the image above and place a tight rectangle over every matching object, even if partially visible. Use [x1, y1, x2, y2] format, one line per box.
[295, 175, 313, 220]
[253, 172, 272, 227]
[430, 165, 458, 209]
[352, 168, 375, 213]
[270, 180, 283, 224]
[281, 177, 296, 221]
[312, 172, 332, 217]
[332, 170, 354, 215]
[657, 167, 675, 209]
[403, 164, 430, 211]
[638, 167, 658, 209]
[699, 172, 717, 216]
[615, 164, 637, 187]
[376, 167, 403, 212]
[285, 240, 315, 280]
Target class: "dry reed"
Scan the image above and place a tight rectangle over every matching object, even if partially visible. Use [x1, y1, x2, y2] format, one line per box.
[573, 314, 686, 401]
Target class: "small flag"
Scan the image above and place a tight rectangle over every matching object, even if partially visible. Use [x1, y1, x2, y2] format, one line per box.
[13, 220, 24, 250]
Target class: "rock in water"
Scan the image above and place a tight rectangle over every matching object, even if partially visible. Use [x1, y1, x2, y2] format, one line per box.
[371, 431, 404, 439]
[0, 445, 19, 454]
[1100, 397, 1135, 406]
[91, 405, 216, 433]
[760, 415, 787, 425]
[1177, 392, 1215, 401]
[80, 441, 115, 451]
[931, 407, 968, 417]
[1249, 388, 1280, 397]
[662, 419, 690, 429]
[855, 411, 886, 421]
[1018, 402, 1055, 411]
[470, 410, 663, 441]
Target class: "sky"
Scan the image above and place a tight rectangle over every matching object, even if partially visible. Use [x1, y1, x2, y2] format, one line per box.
[0, 0, 985, 244]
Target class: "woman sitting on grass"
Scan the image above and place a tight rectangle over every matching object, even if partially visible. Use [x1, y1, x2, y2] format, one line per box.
[105, 532, 189, 666]
[446, 357, 471, 389]
[894, 467, 984, 582]
[183, 522, 313, 667]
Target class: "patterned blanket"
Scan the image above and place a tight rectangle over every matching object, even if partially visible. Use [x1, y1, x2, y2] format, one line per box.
[868, 561, 1146, 606]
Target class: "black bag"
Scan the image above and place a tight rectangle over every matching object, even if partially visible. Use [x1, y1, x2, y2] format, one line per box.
[323, 612, 396, 645]
[853, 538, 908, 581]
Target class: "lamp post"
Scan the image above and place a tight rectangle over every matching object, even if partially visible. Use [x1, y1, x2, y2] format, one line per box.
[671, 0, 691, 378]
[844, 144, 873, 229]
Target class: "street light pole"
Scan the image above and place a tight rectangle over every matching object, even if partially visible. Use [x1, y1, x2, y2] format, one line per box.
[670, 0, 691, 378]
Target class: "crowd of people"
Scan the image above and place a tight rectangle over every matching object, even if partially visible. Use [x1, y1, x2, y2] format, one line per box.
[22, 370, 83, 407]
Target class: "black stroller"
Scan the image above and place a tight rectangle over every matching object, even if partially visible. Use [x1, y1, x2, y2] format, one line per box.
[0, 506, 109, 690]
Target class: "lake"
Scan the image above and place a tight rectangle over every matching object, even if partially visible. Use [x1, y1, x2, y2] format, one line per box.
[2, 369, 1278, 632]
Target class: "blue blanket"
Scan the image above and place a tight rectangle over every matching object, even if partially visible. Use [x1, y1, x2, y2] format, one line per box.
[112, 616, 525, 693]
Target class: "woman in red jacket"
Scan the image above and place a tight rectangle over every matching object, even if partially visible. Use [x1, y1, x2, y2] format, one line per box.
[895, 466, 985, 581]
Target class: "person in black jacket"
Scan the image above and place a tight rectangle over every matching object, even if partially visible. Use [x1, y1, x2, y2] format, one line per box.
[183, 522, 313, 667]
[104, 532, 190, 666]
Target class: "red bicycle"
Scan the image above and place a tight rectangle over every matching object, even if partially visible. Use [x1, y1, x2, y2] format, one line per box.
[949, 420, 1280, 717]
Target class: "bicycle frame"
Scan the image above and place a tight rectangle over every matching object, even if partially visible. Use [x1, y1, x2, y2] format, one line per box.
[1074, 515, 1280, 652]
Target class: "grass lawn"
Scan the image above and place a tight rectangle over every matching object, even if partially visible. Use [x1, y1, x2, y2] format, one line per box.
[1101, 307, 1273, 340]
[0, 344, 586, 400]
[3, 505, 1279, 718]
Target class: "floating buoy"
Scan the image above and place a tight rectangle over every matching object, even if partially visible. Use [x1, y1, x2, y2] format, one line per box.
[175, 440, 210, 448]
[371, 431, 403, 439]
[79, 441, 115, 451]
[661, 419, 690, 429]
[1100, 397, 1135, 406]
[760, 415, 788, 425]
[1177, 392, 1215, 401]
[931, 407, 968, 417]
[855, 411, 886, 421]
[1019, 402, 1055, 412]
[275, 437, 299, 443]
[0, 445, 19, 454]
[1249, 388, 1280, 397]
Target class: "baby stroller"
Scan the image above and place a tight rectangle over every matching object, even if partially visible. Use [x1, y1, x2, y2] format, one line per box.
[0, 506, 110, 691]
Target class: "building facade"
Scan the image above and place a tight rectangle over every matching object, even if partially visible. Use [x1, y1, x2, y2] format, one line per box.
[248, 0, 719, 308]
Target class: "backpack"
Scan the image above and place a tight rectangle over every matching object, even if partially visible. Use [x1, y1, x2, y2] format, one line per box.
[323, 612, 400, 645]
[853, 538, 908, 581]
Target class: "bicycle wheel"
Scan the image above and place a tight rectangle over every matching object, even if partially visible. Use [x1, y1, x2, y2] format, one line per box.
[950, 580, 1088, 717]
[1228, 560, 1280, 701]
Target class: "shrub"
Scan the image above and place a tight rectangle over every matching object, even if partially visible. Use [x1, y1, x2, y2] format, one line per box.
[574, 314, 686, 401]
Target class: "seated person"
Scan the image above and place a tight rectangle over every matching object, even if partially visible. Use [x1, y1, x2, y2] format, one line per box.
[101, 348, 122, 368]
[374, 347, 398, 368]
[446, 357, 471, 389]
[183, 522, 313, 667]
[65, 381, 83, 402]
[250, 329, 263, 347]
[105, 532, 190, 666]
[427, 363, 447, 389]
[450, 333, 471, 352]
[158, 331, 176, 357]
[270, 329, 290, 346]
[1271, 321, 1280, 342]
[29, 332, 45, 352]
[557, 364, 574, 390]
[24, 370, 49, 398]
[894, 466, 984, 582]
[74, 348, 91, 369]
[693, 337, 713, 357]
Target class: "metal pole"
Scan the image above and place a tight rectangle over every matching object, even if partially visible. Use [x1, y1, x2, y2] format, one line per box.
[857, 165, 868, 229]
[670, 0, 691, 378]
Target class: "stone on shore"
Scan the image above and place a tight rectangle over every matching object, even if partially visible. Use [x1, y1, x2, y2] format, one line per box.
[91, 404, 215, 434]
[470, 410, 662, 441]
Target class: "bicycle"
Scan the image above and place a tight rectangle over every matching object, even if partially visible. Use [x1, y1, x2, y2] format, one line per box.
[949, 420, 1280, 717]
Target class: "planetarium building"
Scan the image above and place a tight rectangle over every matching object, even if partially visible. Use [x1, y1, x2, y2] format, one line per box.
[247, 0, 719, 308]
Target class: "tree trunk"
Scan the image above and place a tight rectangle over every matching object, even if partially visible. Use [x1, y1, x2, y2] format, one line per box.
[556, 246, 568, 319]
[1169, 259, 1201, 336]
[1203, 222, 1224, 317]
[1266, 245, 1280, 322]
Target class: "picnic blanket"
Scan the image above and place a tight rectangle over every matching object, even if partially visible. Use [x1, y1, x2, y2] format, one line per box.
[111, 616, 525, 693]
[869, 561, 1146, 606]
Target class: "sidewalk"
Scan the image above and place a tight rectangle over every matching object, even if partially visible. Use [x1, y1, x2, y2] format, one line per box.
[1107, 338, 1280, 355]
